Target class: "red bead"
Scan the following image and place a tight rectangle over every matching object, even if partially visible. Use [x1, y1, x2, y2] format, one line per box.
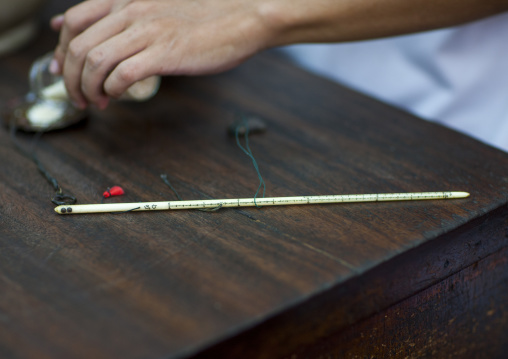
[103, 186, 125, 198]
[109, 186, 125, 196]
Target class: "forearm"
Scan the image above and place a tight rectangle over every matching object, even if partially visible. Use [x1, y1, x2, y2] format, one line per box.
[260, 0, 508, 46]
[51, 0, 508, 108]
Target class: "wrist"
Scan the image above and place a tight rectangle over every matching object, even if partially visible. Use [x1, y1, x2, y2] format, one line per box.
[256, 0, 343, 48]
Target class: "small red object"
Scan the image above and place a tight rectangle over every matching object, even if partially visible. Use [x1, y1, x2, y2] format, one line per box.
[103, 186, 125, 198]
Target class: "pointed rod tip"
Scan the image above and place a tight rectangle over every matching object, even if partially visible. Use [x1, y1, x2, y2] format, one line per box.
[451, 191, 470, 198]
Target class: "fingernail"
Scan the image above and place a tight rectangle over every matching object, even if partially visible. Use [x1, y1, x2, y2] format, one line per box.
[53, 14, 64, 23]
[49, 58, 60, 74]
[51, 14, 65, 29]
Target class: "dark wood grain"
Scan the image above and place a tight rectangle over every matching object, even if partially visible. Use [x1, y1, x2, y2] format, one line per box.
[1, 1, 507, 358]
[283, 244, 508, 359]
[196, 206, 508, 359]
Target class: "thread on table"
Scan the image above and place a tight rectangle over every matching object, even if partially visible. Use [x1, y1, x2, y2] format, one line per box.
[6, 112, 264, 210]
[160, 174, 222, 212]
[114, 206, 141, 214]
[9, 119, 77, 206]
[235, 117, 266, 208]
[159, 117, 266, 211]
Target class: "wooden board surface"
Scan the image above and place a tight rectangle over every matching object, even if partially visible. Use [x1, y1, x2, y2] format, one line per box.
[283, 244, 508, 358]
[1, 1, 508, 358]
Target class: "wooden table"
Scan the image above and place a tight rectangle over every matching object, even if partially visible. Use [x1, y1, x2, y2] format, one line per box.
[1, 1, 507, 358]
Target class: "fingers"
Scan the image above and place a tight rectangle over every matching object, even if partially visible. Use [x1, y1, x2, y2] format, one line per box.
[50, 14, 64, 31]
[49, 0, 266, 110]
[53, 0, 114, 74]
[104, 49, 159, 99]
[80, 28, 148, 108]
[62, 12, 128, 108]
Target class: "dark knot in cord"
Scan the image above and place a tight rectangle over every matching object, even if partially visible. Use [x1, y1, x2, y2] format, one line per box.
[52, 191, 77, 206]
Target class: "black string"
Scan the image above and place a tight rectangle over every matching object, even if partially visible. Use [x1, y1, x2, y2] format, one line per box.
[160, 174, 184, 201]
[159, 118, 265, 212]
[235, 117, 266, 208]
[160, 174, 222, 212]
[9, 119, 77, 206]
[114, 206, 141, 214]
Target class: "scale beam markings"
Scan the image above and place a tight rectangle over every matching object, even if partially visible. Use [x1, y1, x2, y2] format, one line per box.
[54, 191, 469, 215]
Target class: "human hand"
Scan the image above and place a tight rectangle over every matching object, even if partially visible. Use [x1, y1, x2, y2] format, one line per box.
[52, 0, 505, 110]
[50, 0, 276, 109]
